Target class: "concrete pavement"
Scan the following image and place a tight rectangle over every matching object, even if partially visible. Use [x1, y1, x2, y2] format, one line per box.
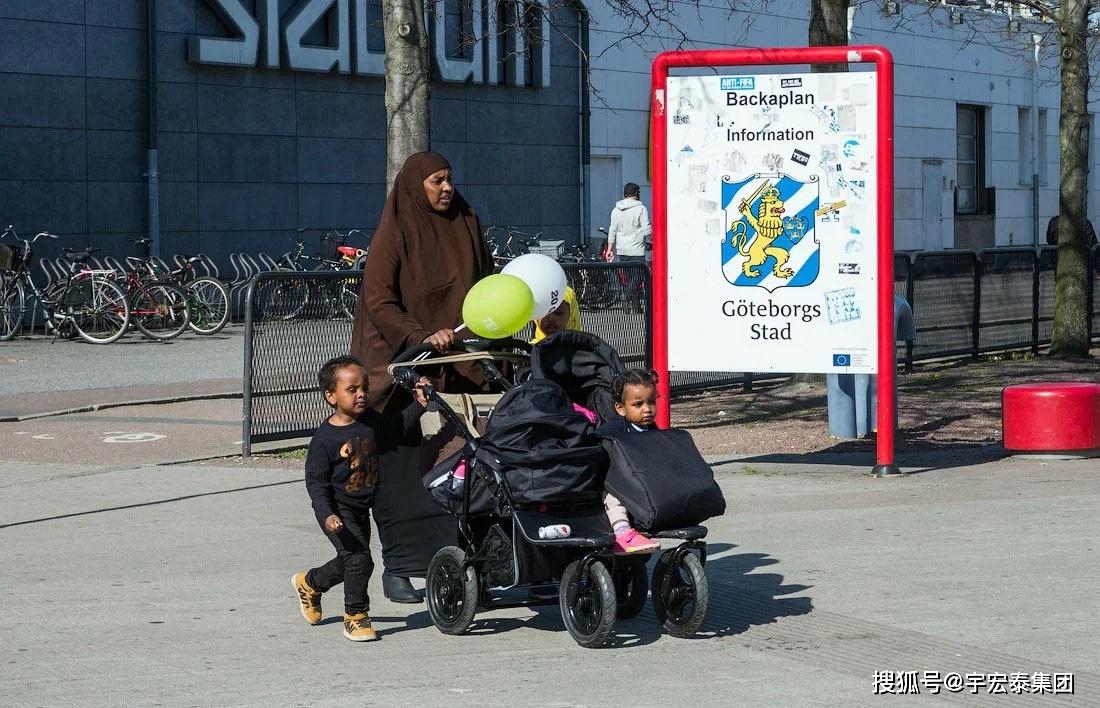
[2, 335, 1098, 705]
[0, 327, 243, 403]
[2, 453, 1097, 706]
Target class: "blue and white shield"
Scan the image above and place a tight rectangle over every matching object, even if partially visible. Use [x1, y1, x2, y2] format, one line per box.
[722, 173, 820, 292]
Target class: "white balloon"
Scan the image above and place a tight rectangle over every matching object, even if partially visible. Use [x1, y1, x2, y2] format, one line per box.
[502, 253, 568, 318]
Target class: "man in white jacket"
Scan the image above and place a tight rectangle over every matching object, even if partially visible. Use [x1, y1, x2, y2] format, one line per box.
[606, 182, 652, 313]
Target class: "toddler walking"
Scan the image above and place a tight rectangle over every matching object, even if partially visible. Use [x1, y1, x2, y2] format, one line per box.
[292, 355, 428, 641]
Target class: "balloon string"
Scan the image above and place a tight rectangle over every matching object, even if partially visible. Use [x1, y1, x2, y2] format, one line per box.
[453, 323, 467, 334]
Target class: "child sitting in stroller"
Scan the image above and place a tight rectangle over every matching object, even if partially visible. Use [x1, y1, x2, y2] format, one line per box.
[595, 369, 662, 554]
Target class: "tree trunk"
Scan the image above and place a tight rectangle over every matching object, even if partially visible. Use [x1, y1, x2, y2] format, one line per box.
[808, 0, 849, 73]
[1050, 0, 1091, 358]
[383, 0, 432, 190]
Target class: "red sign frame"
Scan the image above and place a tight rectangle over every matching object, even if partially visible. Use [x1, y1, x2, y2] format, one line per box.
[650, 46, 898, 474]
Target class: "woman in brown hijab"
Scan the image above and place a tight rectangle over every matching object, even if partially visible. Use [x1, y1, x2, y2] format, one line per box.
[350, 152, 493, 602]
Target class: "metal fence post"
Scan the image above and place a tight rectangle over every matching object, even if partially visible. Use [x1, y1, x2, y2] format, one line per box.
[1090, 245, 1097, 342]
[644, 264, 653, 369]
[241, 273, 258, 458]
[972, 252, 981, 360]
[1031, 248, 1040, 354]
[901, 254, 914, 373]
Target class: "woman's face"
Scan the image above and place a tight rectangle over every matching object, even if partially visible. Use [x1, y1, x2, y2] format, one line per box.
[537, 300, 571, 337]
[423, 168, 455, 212]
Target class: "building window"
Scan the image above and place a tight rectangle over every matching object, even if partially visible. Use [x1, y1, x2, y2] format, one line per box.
[956, 104, 988, 215]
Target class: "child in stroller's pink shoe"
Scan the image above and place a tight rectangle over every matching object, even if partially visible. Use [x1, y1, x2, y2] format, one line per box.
[594, 369, 662, 555]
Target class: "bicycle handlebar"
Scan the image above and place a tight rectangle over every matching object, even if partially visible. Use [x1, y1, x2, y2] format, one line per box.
[2, 227, 58, 245]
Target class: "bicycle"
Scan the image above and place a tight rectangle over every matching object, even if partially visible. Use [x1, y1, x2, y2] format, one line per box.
[484, 226, 539, 266]
[321, 228, 370, 265]
[265, 230, 362, 320]
[558, 227, 620, 310]
[318, 228, 369, 319]
[132, 238, 230, 335]
[1, 227, 130, 344]
[113, 250, 192, 341]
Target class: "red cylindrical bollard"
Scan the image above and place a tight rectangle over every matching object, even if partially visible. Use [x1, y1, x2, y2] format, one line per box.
[1002, 382, 1100, 454]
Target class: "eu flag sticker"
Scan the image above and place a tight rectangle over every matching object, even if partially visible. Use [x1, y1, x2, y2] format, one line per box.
[832, 353, 851, 367]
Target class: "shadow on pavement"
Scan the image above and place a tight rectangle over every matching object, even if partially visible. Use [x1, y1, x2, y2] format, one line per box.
[711, 441, 1007, 473]
[364, 543, 814, 647]
[686, 543, 813, 639]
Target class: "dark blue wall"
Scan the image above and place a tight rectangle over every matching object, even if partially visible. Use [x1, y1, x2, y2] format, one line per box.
[0, 1, 581, 267]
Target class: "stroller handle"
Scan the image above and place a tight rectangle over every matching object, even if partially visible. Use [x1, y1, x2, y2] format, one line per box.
[391, 342, 438, 364]
[391, 337, 532, 365]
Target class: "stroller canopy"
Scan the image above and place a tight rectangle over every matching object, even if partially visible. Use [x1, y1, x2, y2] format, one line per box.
[476, 378, 604, 507]
[530, 331, 626, 425]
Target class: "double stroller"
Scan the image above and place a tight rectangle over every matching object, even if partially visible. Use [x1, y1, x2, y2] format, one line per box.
[390, 331, 724, 648]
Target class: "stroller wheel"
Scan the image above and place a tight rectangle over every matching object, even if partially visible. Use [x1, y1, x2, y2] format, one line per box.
[614, 556, 649, 620]
[651, 549, 708, 637]
[559, 559, 617, 648]
[426, 546, 478, 635]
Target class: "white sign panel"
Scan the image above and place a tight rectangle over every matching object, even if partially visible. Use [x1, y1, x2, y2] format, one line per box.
[666, 71, 878, 374]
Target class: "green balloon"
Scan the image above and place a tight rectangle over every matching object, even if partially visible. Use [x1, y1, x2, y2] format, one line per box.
[462, 274, 535, 339]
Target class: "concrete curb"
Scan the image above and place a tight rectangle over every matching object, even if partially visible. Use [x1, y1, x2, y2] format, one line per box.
[0, 391, 243, 423]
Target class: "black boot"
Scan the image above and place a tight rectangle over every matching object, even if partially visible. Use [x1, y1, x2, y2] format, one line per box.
[382, 573, 422, 604]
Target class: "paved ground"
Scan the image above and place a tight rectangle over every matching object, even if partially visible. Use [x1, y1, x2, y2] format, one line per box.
[3, 455, 1097, 706]
[0, 327, 243, 399]
[2, 398, 244, 464]
[2, 336, 1098, 705]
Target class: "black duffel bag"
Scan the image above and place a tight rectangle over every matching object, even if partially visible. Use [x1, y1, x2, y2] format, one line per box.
[603, 428, 725, 531]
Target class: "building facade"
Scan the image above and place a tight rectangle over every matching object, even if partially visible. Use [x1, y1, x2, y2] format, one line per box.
[3, 1, 1098, 263]
[0, 0, 583, 266]
[586, 0, 1098, 251]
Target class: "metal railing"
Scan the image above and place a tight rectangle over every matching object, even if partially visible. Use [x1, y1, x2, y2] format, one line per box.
[242, 263, 659, 454]
[900, 245, 1099, 367]
[242, 249, 1099, 453]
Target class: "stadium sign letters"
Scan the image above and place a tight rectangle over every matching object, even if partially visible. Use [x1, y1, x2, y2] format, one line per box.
[189, 0, 550, 87]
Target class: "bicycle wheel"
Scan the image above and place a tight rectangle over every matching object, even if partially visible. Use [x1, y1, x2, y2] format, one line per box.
[130, 282, 190, 340]
[40, 282, 77, 338]
[185, 277, 230, 335]
[577, 268, 617, 310]
[340, 278, 359, 319]
[261, 277, 307, 321]
[1, 274, 24, 340]
[69, 277, 130, 344]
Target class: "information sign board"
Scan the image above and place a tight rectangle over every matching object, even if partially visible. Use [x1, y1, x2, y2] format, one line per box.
[665, 71, 878, 373]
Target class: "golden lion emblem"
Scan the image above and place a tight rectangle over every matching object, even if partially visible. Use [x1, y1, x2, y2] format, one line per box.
[730, 183, 794, 279]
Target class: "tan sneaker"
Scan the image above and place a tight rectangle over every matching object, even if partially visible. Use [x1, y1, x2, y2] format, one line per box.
[292, 572, 322, 625]
[343, 613, 378, 642]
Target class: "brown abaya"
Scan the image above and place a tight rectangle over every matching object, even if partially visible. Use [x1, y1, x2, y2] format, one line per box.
[350, 152, 494, 578]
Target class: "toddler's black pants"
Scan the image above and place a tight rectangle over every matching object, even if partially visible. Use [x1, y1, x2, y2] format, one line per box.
[306, 499, 374, 615]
